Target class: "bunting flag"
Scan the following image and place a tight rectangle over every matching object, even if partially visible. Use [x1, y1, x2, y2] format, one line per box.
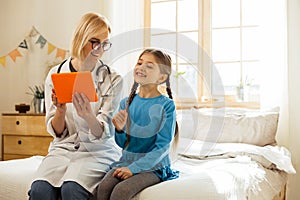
[47, 42, 56, 54]
[8, 49, 22, 62]
[29, 26, 39, 37]
[36, 35, 47, 48]
[19, 39, 28, 49]
[0, 26, 68, 67]
[56, 48, 67, 59]
[0, 56, 6, 67]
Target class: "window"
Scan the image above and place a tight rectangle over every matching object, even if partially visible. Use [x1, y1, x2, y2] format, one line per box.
[145, 0, 285, 108]
[211, 0, 261, 104]
[145, 0, 201, 106]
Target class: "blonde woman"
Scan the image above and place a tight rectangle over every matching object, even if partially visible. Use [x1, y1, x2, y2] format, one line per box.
[28, 12, 122, 200]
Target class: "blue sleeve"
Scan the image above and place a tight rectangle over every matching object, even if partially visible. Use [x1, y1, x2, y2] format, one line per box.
[127, 100, 176, 174]
[114, 98, 127, 148]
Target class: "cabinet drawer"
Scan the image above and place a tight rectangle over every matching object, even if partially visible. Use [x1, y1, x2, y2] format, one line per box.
[3, 154, 31, 161]
[2, 115, 49, 136]
[3, 135, 52, 156]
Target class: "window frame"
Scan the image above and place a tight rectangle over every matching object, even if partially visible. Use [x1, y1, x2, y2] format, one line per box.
[144, 0, 260, 109]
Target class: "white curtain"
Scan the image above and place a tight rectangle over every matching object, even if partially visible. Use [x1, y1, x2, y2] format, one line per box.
[260, 0, 288, 146]
[100, 0, 289, 146]
[101, 0, 145, 94]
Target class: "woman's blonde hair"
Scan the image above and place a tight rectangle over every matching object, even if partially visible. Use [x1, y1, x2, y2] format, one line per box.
[70, 12, 111, 62]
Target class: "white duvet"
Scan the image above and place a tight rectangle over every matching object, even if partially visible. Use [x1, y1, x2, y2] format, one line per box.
[177, 138, 295, 174]
[132, 139, 295, 200]
[0, 141, 296, 200]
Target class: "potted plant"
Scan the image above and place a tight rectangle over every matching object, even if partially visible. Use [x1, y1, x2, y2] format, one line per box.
[26, 85, 45, 113]
[158, 71, 186, 95]
[236, 76, 252, 102]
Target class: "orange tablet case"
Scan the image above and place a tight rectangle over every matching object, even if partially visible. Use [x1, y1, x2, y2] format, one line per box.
[51, 71, 98, 103]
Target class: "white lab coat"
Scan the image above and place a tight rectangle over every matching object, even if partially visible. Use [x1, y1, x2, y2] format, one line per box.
[34, 57, 122, 194]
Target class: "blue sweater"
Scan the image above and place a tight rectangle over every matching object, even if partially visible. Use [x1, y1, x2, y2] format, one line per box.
[111, 94, 179, 181]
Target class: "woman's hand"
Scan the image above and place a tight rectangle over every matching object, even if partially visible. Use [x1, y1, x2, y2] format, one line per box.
[52, 89, 66, 113]
[51, 88, 66, 136]
[113, 167, 133, 180]
[112, 110, 128, 131]
[72, 92, 93, 119]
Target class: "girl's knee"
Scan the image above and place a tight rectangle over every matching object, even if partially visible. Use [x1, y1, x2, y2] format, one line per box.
[110, 184, 132, 200]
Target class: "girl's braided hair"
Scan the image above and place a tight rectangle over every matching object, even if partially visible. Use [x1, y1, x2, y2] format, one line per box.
[125, 49, 179, 147]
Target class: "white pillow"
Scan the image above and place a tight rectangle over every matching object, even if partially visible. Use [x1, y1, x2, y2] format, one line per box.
[176, 109, 196, 139]
[189, 107, 279, 146]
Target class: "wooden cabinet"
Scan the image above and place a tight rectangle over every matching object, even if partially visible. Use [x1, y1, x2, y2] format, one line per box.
[1, 113, 53, 161]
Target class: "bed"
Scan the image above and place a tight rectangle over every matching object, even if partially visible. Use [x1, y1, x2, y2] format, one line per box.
[0, 107, 296, 200]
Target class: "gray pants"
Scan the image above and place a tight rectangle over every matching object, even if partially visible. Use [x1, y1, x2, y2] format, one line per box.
[97, 169, 161, 200]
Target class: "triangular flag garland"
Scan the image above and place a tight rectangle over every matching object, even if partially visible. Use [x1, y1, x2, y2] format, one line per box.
[0, 26, 69, 67]
[29, 26, 39, 37]
[48, 42, 56, 54]
[36, 35, 47, 48]
[0, 56, 6, 67]
[19, 40, 28, 49]
[8, 49, 22, 62]
[56, 48, 67, 60]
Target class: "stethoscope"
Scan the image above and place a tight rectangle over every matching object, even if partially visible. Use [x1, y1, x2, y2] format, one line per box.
[96, 60, 111, 76]
[95, 59, 112, 97]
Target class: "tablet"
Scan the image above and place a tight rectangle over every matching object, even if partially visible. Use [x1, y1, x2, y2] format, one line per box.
[51, 71, 98, 103]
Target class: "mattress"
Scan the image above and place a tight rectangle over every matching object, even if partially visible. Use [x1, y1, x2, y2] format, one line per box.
[133, 156, 288, 200]
[0, 156, 42, 200]
[0, 140, 295, 200]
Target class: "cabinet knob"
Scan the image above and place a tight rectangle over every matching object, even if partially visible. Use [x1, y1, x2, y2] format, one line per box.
[18, 140, 22, 145]
[16, 120, 20, 125]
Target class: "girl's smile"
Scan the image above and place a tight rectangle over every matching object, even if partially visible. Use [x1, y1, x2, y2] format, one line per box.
[134, 53, 163, 85]
[135, 71, 146, 77]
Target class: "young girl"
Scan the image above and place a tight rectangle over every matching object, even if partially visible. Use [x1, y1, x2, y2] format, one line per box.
[97, 49, 179, 200]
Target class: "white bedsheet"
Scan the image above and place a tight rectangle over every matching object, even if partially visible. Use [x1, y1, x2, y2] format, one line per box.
[132, 140, 295, 200]
[0, 156, 42, 200]
[132, 156, 288, 200]
[0, 141, 295, 200]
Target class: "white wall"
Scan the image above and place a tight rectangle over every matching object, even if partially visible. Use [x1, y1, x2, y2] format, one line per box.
[0, 0, 105, 160]
[287, 0, 300, 199]
[0, 0, 105, 113]
[0, 0, 144, 160]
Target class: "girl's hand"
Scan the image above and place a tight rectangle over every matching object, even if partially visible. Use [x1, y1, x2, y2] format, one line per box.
[52, 89, 66, 113]
[72, 92, 93, 120]
[112, 110, 128, 131]
[113, 167, 133, 180]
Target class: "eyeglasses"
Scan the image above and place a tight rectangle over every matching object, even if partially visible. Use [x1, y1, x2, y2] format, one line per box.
[89, 39, 112, 51]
